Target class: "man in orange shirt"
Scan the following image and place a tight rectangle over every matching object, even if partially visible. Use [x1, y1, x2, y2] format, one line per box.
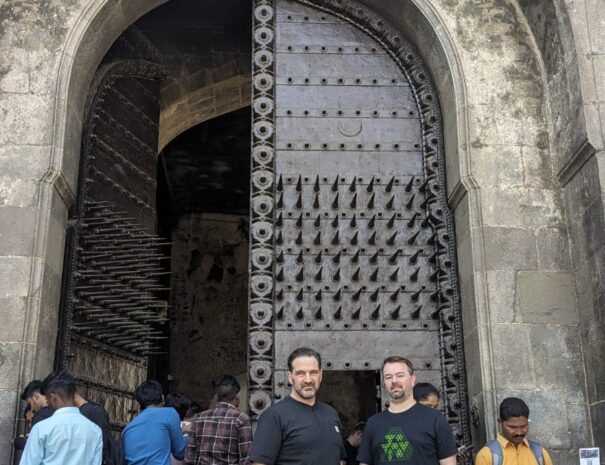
[475, 398, 553, 465]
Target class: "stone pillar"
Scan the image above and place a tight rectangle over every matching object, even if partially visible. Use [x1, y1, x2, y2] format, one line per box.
[562, 0, 605, 445]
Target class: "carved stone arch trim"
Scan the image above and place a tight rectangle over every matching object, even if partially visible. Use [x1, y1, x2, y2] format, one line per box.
[249, 0, 471, 444]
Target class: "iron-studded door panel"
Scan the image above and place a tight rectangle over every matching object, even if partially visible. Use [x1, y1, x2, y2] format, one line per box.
[249, 0, 470, 444]
[56, 59, 168, 430]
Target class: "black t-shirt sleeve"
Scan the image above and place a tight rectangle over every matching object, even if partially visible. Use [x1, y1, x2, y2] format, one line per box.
[355, 419, 374, 464]
[434, 415, 458, 460]
[250, 408, 282, 464]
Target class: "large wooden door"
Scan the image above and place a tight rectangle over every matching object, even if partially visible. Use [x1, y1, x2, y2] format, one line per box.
[248, 0, 471, 444]
[56, 34, 168, 430]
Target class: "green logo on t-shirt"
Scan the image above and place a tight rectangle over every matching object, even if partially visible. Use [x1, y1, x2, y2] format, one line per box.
[380, 427, 414, 462]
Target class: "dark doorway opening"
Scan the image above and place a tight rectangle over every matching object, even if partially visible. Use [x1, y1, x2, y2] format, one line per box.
[318, 371, 381, 435]
[155, 107, 251, 407]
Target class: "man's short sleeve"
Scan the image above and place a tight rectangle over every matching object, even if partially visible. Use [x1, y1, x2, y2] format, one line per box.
[434, 414, 458, 459]
[355, 419, 374, 465]
[249, 408, 282, 464]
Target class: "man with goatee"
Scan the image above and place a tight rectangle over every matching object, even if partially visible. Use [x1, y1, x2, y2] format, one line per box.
[357, 356, 458, 465]
[250, 347, 346, 465]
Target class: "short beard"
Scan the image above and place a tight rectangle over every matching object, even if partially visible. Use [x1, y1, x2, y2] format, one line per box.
[295, 386, 317, 400]
[388, 388, 408, 403]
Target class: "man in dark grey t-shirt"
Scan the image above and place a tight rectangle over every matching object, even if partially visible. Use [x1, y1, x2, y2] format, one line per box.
[250, 347, 346, 465]
[357, 356, 458, 465]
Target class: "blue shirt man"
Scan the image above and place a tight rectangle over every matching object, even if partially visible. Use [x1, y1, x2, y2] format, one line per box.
[123, 380, 188, 465]
[20, 372, 103, 465]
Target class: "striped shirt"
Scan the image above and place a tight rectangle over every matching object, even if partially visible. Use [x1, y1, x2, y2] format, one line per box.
[184, 402, 252, 465]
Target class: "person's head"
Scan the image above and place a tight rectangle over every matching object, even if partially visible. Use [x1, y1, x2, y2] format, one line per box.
[165, 392, 191, 420]
[287, 347, 322, 402]
[213, 375, 241, 406]
[498, 397, 530, 446]
[382, 356, 416, 404]
[347, 422, 366, 447]
[134, 380, 164, 410]
[413, 382, 440, 409]
[40, 371, 77, 410]
[20, 380, 48, 413]
[185, 402, 203, 419]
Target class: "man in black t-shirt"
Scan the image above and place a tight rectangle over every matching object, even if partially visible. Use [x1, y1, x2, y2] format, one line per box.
[75, 390, 123, 465]
[21, 380, 54, 427]
[357, 356, 458, 465]
[250, 347, 346, 465]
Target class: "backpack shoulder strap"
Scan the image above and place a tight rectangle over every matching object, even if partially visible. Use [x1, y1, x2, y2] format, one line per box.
[528, 440, 544, 465]
[487, 439, 503, 465]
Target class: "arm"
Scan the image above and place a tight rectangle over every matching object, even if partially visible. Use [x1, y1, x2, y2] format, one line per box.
[238, 415, 253, 465]
[439, 456, 457, 465]
[167, 409, 188, 460]
[183, 419, 199, 465]
[19, 425, 43, 465]
[248, 409, 281, 465]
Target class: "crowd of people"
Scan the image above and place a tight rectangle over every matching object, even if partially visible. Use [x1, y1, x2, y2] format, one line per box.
[13, 347, 551, 465]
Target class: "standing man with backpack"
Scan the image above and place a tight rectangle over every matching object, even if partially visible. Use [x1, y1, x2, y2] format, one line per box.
[475, 398, 553, 465]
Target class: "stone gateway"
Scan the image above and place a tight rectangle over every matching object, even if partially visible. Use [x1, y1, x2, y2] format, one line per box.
[0, 1, 603, 465]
